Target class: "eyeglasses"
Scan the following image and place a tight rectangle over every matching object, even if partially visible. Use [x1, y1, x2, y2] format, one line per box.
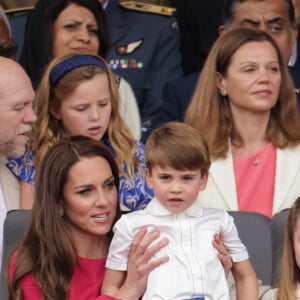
[0, 39, 18, 59]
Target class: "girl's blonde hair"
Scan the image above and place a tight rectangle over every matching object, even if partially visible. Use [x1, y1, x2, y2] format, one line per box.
[275, 197, 300, 300]
[31, 53, 138, 177]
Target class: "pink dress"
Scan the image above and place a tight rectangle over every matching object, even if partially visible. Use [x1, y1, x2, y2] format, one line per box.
[9, 253, 116, 300]
[233, 143, 276, 218]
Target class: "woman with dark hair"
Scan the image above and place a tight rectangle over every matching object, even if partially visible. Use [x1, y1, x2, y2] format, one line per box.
[20, 0, 141, 139]
[21, 0, 109, 87]
[8, 135, 169, 299]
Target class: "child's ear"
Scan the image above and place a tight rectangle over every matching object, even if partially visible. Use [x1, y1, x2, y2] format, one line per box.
[199, 172, 208, 191]
[145, 169, 153, 189]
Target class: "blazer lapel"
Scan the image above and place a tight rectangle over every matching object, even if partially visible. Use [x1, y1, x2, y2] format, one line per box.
[209, 152, 239, 210]
[0, 158, 20, 211]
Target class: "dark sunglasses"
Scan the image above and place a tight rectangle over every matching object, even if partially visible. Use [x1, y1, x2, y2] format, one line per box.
[0, 39, 18, 59]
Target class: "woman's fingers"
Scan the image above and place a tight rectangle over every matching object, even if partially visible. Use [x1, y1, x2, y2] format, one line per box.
[124, 227, 169, 298]
[213, 233, 233, 276]
[133, 228, 169, 270]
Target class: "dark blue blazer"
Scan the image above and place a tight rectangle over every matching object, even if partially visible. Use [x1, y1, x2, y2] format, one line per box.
[105, 0, 182, 141]
[174, 0, 223, 75]
[289, 67, 300, 103]
[292, 28, 300, 68]
[152, 67, 300, 133]
[151, 71, 199, 132]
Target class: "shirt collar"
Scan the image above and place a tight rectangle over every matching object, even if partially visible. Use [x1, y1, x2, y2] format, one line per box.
[145, 197, 204, 217]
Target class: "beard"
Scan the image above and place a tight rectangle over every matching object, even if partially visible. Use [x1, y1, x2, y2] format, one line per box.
[0, 136, 27, 158]
[0, 124, 32, 158]
[0, 133, 27, 158]
[8, 141, 27, 158]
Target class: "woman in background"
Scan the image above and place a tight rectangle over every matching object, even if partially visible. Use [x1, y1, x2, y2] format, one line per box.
[185, 28, 300, 218]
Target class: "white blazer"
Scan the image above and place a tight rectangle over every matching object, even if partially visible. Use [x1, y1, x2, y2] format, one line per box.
[198, 145, 300, 216]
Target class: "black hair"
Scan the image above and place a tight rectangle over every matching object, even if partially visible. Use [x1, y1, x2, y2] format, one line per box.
[222, 0, 296, 30]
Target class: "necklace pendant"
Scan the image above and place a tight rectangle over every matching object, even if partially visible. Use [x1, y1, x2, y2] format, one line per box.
[253, 159, 260, 166]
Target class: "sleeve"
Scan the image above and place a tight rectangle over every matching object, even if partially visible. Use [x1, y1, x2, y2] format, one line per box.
[7, 149, 36, 183]
[174, 0, 198, 75]
[118, 77, 141, 141]
[174, 0, 223, 75]
[221, 212, 249, 263]
[151, 78, 184, 132]
[149, 72, 200, 140]
[140, 17, 182, 142]
[20, 0, 48, 88]
[105, 216, 133, 271]
[118, 142, 154, 211]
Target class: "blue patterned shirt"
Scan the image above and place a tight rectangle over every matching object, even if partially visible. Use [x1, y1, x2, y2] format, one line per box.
[7, 140, 153, 211]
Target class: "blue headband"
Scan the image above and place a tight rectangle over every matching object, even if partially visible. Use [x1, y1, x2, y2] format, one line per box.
[49, 54, 107, 86]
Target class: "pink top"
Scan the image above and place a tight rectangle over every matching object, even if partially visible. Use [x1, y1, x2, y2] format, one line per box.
[233, 143, 276, 218]
[9, 253, 116, 300]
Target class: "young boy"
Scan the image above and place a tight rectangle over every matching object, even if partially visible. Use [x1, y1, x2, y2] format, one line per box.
[102, 122, 258, 300]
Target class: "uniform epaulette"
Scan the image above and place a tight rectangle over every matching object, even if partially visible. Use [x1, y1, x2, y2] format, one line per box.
[4, 6, 34, 14]
[119, 0, 176, 16]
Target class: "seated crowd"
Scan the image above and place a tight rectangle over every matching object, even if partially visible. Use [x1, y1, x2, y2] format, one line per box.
[1, 0, 300, 299]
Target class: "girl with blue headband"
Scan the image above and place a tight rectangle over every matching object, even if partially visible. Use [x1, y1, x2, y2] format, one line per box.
[8, 53, 152, 211]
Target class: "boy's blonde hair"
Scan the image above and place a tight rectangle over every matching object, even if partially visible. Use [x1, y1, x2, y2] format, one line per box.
[145, 122, 211, 176]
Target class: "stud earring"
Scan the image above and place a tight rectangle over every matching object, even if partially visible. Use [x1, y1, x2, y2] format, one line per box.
[59, 207, 64, 217]
[220, 91, 227, 97]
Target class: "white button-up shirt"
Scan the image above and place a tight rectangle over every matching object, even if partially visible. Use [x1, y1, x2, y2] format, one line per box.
[106, 198, 249, 300]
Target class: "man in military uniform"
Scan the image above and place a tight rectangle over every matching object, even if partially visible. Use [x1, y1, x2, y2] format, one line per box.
[102, 0, 182, 141]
